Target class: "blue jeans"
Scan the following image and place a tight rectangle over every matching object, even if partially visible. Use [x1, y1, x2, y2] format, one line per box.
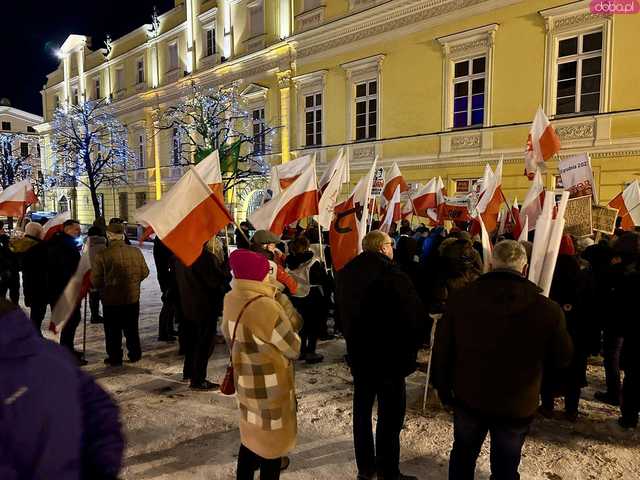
[449, 407, 530, 480]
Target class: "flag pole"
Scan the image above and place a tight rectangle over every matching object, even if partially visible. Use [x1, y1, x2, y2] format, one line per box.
[82, 294, 87, 361]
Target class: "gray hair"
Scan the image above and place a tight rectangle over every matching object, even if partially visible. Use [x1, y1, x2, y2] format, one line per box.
[492, 240, 528, 272]
[106, 231, 124, 242]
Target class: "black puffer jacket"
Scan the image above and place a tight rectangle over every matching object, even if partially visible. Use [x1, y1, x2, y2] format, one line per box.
[336, 251, 427, 380]
[432, 269, 573, 420]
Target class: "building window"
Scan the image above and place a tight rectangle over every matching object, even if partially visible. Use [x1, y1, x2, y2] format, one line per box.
[249, 3, 264, 36]
[115, 68, 125, 92]
[205, 28, 216, 57]
[355, 80, 377, 141]
[54, 95, 60, 109]
[94, 78, 101, 99]
[172, 127, 181, 165]
[135, 192, 147, 209]
[20, 142, 29, 157]
[252, 108, 266, 154]
[452, 56, 486, 128]
[137, 134, 145, 168]
[36, 144, 41, 158]
[27, 126, 36, 133]
[555, 31, 602, 115]
[304, 93, 322, 146]
[72, 87, 79, 105]
[118, 192, 129, 221]
[168, 42, 179, 71]
[1, 122, 10, 131]
[137, 59, 145, 84]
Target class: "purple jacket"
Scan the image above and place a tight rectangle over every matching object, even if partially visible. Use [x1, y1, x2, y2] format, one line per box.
[0, 306, 124, 479]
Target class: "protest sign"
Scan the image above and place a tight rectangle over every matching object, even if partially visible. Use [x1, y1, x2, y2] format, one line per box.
[592, 205, 618, 235]
[564, 195, 593, 237]
[559, 153, 598, 203]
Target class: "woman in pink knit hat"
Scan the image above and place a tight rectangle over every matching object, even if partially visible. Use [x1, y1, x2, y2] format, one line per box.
[222, 249, 302, 479]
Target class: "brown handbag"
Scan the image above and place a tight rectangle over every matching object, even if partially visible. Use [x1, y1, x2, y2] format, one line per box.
[220, 295, 265, 395]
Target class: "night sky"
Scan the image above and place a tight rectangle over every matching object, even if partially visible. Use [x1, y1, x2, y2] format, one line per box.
[0, 0, 175, 116]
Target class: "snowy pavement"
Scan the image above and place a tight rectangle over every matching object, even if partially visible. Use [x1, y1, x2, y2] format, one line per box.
[50, 247, 640, 479]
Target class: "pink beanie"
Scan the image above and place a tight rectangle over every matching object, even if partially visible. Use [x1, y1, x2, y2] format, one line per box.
[229, 249, 269, 281]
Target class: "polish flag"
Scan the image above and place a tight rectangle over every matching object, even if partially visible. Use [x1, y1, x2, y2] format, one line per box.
[0, 180, 38, 217]
[437, 198, 472, 224]
[381, 162, 409, 204]
[42, 211, 72, 241]
[609, 180, 640, 231]
[195, 150, 224, 203]
[413, 177, 445, 216]
[401, 200, 414, 220]
[269, 154, 314, 196]
[330, 161, 377, 271]
[137, 167, 233, 266]
[525, 106, 561, 179]
[518, 216, 529, 242]
[318, 148, 346, 196]
[50, 243, 92, 334]
[478, 215, 492, 274]
[380, 186, 402, 233]
[476, 159, 504, 232]
[318, 149, 347, 230]
[509, 197, 524, 239]
[249, 161, 319, 235]
[520, 169, 546, 231]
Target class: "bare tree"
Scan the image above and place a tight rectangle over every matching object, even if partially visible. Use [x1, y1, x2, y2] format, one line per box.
[51, 99, 135, 220]
[156, 83, 279, 194]
[0, 132, 39, 189]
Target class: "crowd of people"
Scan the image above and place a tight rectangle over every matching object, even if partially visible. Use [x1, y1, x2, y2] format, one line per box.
[1, 212, 639, 479]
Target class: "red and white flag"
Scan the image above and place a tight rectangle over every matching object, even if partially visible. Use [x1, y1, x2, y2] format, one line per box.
[195, 150, 224, 203]
[413, 177, 445, 216]
[50, 243, 92, 334]
[137, 167, 233, 266]
[317, 149, 347, 230]
[250, 160, 319, 235]
[381, 162, 409, 204]
[476, 159, 504, 232]
[520, 169, 546, 231]
[609, 180, 640, 231]
[380, 185, 402, 233]
[42, 211, 71, 241]
[525, 106, 561, 179]
[437, 197, 472, 224]
[518, 216, 529, 242]
[0, 180, 38, 217]
[330, 161, 377, 271]
[318, 148, 346, 196]
[269, 154, 314, 197]
[401, 200, 414, 220]
[478, 215, 492, 274]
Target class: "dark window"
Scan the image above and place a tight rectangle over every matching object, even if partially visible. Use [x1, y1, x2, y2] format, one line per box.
[1, 122, 11, 131]
[27, 126, 36, 133]
[355, 80, 377, 141]
[556, 31, 602, 115]
[135, 192, 147, 209]
[453, 56, 486, 128]
[252, 108, 266, 154]
[20, 142, 29, 157]
[206, 28, 216, 57]
[118, 193, 129, 221]
[304, 92, 322, 146]
[172, 128, 181, 165]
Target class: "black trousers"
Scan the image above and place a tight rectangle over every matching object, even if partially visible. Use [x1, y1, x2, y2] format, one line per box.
[0, 274, 20, 305]
[158, 290, 176, 339]
[236, 444, 281, 480]
[352, 375, 407, 478]
[89, 290, 101, 321]
[603, 333, 624, 399]
[622, 365, 640, 426]
[449, 407, 530, 480]
[291, 296, 319, 356]
[103, 303, 142, 362]
[30, 301, 49, 334]
[541, 387, 581, 414]
[182, 315, 216, 383]
[60, 308, 82, 355]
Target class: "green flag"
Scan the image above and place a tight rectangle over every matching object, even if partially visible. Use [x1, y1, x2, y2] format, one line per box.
[220, 140, 242, 173]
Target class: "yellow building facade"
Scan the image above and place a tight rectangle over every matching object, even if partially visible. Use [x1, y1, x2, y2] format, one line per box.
[37, 0, 640, 225]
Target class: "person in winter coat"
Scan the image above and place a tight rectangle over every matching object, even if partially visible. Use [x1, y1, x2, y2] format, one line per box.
[175, 237, 230, 390]
[87, 226, 107, 324]
[432, 240, 573, 480]
[336, 230, 426, 480]
[91, 223, 150, 366]
[153, 237, 179, 342]
[45, 219, 83, 363]
[251, 230, 298, 295]
[540, 236, 595, 422]
[0, 231, 19, 304]
[222, 249, 302, 480]
[285, 235, 330, 364]
[0, 299, 124, 479]
[17, 223, 47, 332]
[11, 221, 43, 269]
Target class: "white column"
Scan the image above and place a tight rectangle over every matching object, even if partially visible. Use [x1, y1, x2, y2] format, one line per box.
[185, 0, 196, 73]
[77, 49, 86, 103]
[279, 0, 291, 39]
[62, 55, 71, 110]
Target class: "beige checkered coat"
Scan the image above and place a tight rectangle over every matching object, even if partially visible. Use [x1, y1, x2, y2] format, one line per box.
[222, 278, 302, 459]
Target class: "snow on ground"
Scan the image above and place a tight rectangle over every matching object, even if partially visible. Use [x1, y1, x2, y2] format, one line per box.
[46, 247, 640, 479]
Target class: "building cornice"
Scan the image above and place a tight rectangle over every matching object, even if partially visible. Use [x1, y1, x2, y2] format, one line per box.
[0, 107, 43, 123]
